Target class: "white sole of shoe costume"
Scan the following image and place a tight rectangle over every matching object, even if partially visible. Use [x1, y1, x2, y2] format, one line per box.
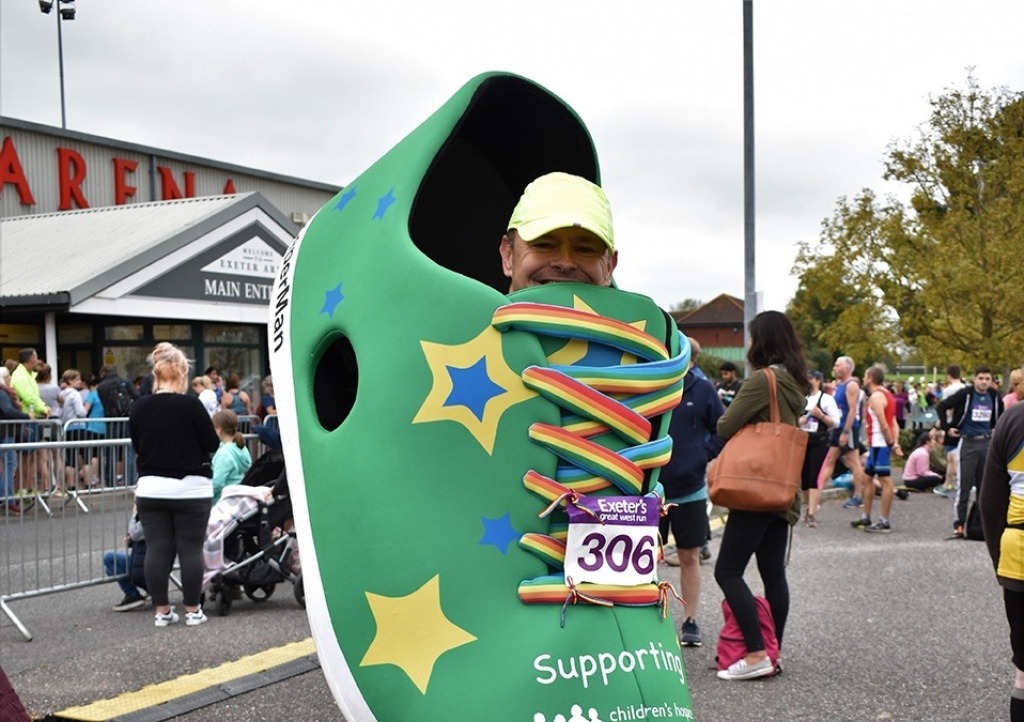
[271, 73, 695, 722]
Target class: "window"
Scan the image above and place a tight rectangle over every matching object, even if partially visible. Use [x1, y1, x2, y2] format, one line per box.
[203, 324, 259, 344]
[153, 324, 191, 340]
[58, 324, 93, 343]
[204, 346, 262, 398]
[104, 325, 145, 341]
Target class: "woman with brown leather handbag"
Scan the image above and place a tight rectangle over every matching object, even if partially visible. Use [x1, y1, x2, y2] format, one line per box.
[712, 311, 810, 681]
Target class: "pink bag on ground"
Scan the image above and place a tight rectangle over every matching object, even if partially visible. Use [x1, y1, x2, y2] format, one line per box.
[715, 596, 780, 673]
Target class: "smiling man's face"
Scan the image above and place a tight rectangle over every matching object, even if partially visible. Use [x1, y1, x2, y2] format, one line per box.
[499, 228, 617, 292]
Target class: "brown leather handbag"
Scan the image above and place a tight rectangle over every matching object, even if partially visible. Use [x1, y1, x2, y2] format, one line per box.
[707, 367, 808, 513]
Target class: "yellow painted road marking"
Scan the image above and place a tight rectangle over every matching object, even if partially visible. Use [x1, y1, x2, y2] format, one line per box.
[55, 638, 316, 721]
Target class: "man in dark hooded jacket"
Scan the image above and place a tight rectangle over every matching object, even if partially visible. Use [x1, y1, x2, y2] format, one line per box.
[658, 337, 725, 648]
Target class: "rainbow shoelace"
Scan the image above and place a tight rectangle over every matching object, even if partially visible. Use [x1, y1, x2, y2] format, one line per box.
[491, 302, 690, 623]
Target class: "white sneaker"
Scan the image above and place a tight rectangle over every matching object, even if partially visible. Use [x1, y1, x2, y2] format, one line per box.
[716, 656, 774, 680]
[185, 608, 208, 626]
[154, 606, 179, 627]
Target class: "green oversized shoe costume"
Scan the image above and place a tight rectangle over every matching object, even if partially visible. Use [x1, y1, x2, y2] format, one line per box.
[270, 73, 696, 722]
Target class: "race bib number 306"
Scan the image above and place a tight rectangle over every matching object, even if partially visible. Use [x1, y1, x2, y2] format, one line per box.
[564, 495, 660, 586]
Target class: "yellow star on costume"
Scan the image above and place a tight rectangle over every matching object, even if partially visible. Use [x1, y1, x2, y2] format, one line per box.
[413, 326, 535, 454]
[546, 295, 647, 366]
[360, 575, 477, 694]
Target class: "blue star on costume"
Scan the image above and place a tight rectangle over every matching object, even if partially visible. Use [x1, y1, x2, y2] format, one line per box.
[372, 188, 397, 219]
[443, 358, 505, 421]
[334, 187, 357, 212]
[320, 282, 345, 317]
[413, 327, 536, 454]
[479, 513, 519, 555]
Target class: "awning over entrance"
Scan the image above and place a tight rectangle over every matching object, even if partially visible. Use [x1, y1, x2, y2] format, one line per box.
[1, 192, 298, 324]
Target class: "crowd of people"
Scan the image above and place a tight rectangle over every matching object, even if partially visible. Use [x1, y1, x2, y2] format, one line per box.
[696, 351, 1022, 714]
[0, 347, 278, 628]
[775, 360, 1013, 538]
[0, 349, 276, 515]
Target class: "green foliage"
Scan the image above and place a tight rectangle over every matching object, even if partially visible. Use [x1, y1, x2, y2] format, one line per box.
[670, 299, 703, 314]
[898, 427, 917, 452]
[792, 76, 1024, 370]
[695, 349, 730, 382]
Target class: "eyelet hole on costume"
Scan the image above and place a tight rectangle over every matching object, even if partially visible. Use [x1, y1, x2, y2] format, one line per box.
[313, 334, 358, 432]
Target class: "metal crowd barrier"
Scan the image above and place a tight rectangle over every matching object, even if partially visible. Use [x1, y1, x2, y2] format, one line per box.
[1, 435, 136, 641]
[0, 415, 273, 642]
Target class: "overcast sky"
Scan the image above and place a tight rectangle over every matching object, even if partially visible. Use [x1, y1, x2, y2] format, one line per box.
[2, 1, 1022, 312]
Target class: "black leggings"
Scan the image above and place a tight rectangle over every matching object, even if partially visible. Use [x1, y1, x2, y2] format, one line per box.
[136, 497, 210, 608]
[714, 510, 791, 653]
[1007, 588, 1024, 671]
[903, 472, 944, 492]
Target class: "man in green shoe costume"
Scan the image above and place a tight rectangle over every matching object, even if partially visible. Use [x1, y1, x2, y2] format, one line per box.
[271, 73, 696, 722]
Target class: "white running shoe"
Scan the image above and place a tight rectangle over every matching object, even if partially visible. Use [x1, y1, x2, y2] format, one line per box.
[154, 606, 179, 627]
[185, 608, 208, 626]
[716, 656, 774, 681]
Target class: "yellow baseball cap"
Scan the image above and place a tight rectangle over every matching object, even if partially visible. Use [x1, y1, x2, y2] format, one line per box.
[507, 172, 615, 252]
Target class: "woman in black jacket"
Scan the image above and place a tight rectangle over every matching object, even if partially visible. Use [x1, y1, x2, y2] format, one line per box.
[130, 342, 219, 627]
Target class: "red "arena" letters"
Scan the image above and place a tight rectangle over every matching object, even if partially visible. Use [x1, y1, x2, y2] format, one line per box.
[0, 136, 36, 205]
[113, 157, 138, 205]
[57, 147, 89, 210]
[158, 167, 196, 200]
[0, 135, 239, 211]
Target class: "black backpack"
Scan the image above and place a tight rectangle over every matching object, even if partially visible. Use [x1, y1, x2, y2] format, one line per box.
[100, 377, 135, 417]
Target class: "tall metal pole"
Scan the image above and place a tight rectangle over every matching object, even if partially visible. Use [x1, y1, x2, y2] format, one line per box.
[742, 0, 755, 374]
[56, 8, 67, 129]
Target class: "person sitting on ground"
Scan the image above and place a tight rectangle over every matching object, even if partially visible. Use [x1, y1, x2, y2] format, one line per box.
[211, 410, 252, 505]
[901, 430, 946, 492]
[103, 505, 149, 612]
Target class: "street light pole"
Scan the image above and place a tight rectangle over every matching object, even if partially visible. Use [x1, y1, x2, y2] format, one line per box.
[38, 0, 75, 129]
[742, 0, 755, 375]
[56, 7, 67, 129]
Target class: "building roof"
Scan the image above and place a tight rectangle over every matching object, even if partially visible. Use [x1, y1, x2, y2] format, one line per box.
[673, 293, 744, 327]
[0, 192, 296, 309]
[0, 116, 340, 193]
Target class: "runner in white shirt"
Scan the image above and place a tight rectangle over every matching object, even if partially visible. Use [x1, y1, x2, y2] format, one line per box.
[801, 371, 841, 526]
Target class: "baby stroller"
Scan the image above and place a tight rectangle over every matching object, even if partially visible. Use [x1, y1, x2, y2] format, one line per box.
[203, 450, 304, 615]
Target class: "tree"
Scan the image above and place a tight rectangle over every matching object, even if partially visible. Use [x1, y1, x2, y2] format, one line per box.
[792, 76, 1024, 370]
[670, 299, 703, 314]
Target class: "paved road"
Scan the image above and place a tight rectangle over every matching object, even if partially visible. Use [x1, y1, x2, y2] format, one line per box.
[2, 488, 1009, 722]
